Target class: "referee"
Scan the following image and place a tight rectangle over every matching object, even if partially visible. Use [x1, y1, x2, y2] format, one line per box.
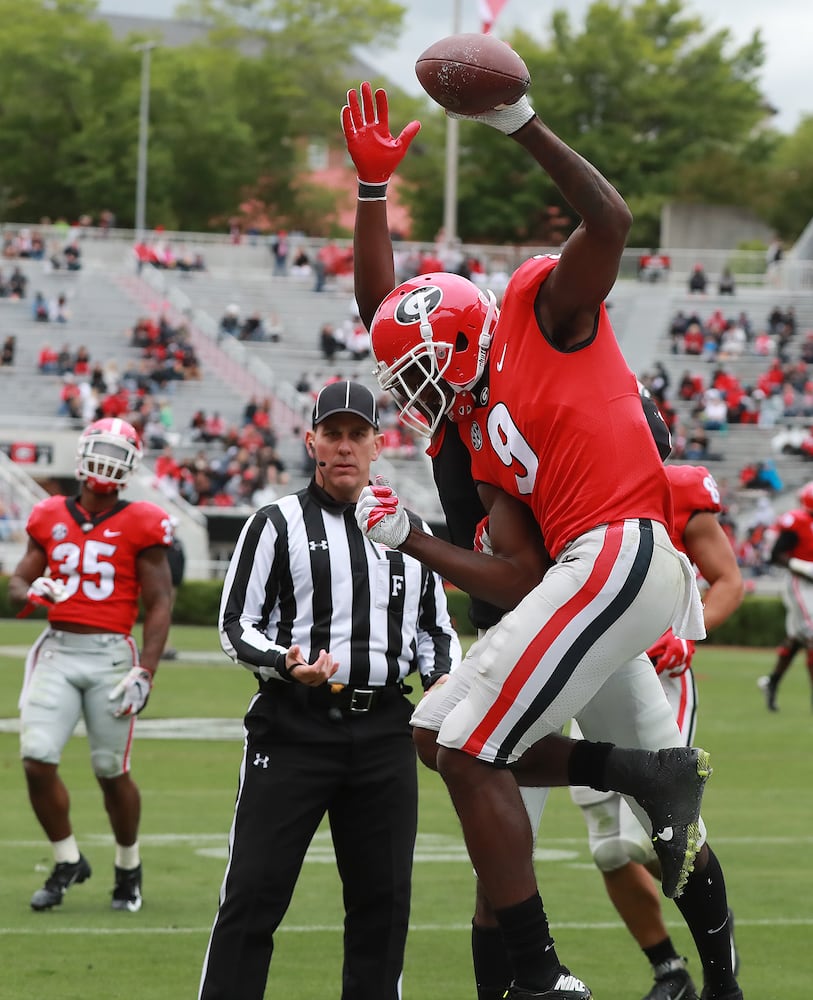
[198, 380, 461, 1000]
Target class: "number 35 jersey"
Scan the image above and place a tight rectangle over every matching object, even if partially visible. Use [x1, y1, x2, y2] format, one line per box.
[461, 255, 672, 560]
[26, 495, 172, 634]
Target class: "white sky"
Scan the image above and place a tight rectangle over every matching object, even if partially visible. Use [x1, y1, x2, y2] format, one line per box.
[97, 0, 811, 133]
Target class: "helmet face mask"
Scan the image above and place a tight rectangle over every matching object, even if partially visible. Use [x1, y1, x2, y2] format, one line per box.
[370, 273, 498, 438]
[76, 418, 142, 494]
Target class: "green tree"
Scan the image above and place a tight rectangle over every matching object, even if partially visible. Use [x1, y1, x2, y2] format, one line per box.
[765, 116, 813, 241]
[402, 0, 770, 247]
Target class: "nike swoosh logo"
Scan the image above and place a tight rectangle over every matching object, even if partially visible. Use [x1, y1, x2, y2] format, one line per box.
[655, 826, 674, 841]
[495, 344, 507, 372]
[103, 529, 121, 537]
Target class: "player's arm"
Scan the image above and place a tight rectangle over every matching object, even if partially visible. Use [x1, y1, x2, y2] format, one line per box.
[7, 537, 49, 607]
[512, 118, 632, 349]
[136, 545, 174, 676]
[770, 529, 797, 568]
[357, 481, 549, 609]
[682, 512, 744, 632]
[451, 96, 631, 348]
[341, 82, 420, 329]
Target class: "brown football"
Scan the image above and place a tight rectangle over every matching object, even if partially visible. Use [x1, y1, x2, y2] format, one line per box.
[415, 33, 531, 115]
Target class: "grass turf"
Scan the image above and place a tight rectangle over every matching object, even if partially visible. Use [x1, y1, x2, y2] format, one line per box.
[1, 620, 810, 998]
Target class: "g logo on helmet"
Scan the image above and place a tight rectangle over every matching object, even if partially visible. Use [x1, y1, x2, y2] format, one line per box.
[394, 286, 443, 326]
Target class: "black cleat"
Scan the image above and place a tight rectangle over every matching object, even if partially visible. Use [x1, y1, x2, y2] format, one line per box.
[757, 675, 778, 711]
[505, 969, 592, 998]
[111, 863, 143, 912]
[627, 747, 712, 898]
[30, 854, 92, 911]
[642, 957, 699, 1000]
[699, 989, 743, 1000]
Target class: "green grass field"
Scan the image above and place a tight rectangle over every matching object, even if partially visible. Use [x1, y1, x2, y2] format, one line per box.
[1, 619, 810, 999]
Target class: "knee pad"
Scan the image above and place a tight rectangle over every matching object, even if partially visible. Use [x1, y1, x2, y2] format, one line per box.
[91, 748, 125, 778]
[579, 792, 655, 872]
[19, 723, 62, 765]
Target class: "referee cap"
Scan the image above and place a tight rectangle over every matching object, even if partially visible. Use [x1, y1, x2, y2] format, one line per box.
[312, 380, 379, 430]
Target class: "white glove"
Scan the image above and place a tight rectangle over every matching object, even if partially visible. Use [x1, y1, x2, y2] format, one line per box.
[447, 95, 535, 135]
[26, 577, 69, 607]
[355, 476, 410, 548]
[788, 557, 813, 582]
[109, 667, 153, 718]
[473, 515, 493, 556]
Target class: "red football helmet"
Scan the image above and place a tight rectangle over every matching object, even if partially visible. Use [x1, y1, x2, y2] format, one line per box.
[76, 418, 143, 494]
[799, 482, 813, 513]
[370, 272, 498, 438]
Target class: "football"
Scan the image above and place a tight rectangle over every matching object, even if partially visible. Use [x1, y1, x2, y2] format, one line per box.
[415, 33, 531, 116]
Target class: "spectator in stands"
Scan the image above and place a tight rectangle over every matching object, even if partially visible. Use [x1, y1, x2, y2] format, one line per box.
[50, 293, 70, 323]
[2, 335, 16, 366]
[37, 343, 58, 374]
[240, 312, 266, 342]
[718, 267, 736, 295]
[32, 291, 49, 322]
[9, 266, 27, 299]
[719, 320, 747, 358]
[683, 321, 704, 355]
[64, 242, 81, 271]
[202, 411, 227, 443]
[701, 388, 728, 431]
[668, 309, 689, 353]
[269, 230, 289, 276]
[684, 423, 710, 460]
[56, 344, 73, 376]
[753, 330, 775, 357]
[648, 361, 670, 403]
[218, 304, 241, 340]
[319, 322, 341, 361]
[58, 374, 82, 419]
[290, 247, 311, 276]
[73, 346, 91, 378]
[688, 262, 708, 293]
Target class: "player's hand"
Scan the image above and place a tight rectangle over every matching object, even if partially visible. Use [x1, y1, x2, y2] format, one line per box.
[109, 667, 154, 717]
[647, 628, 696, 677]
[341, 82, 421, 183]
[447, 94, 535, 135]
[26, 576, 69, 607]
[286, 645, 338, 686]
[473, 515, 493, 556]
[356, 475, 410, 548]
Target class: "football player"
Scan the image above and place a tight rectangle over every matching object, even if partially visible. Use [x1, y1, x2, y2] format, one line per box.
[343, 81, 743, 1000]
[759, 480, 813, 710]
[570, 463, 744, 1000]
[9, 417, 173, 913]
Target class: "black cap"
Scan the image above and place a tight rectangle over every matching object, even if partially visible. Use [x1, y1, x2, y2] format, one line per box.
[312, 380, 379, 430]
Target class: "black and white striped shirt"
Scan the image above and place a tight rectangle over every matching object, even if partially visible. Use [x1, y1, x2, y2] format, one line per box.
[220, 480, 461, 689]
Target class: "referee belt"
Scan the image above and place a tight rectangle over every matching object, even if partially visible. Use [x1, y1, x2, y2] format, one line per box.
[301, 682, 407, 715]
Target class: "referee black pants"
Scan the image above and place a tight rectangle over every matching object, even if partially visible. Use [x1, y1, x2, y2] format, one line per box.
[198, 684, 417, 1000]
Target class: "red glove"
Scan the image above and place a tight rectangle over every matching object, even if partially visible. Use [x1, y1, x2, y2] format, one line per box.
[647, 628, 696, 677]
[341, 82, 421, 183]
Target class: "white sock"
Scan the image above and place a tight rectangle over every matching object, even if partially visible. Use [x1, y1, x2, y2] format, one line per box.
[52, 835, 80, 865]
[115, 842, 140, 870]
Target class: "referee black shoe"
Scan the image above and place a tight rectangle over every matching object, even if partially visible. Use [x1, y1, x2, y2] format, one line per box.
[111, 863, 143, 912]
[30, 854, 92, 911]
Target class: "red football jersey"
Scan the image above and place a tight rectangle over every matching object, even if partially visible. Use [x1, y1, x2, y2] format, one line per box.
[26, 495, 172, 634]
[774, 507, 813, 561]
[665, 464, 723, 555]
[461, 255, 672, 559]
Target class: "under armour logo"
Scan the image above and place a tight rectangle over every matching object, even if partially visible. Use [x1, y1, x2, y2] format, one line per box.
[309, 540, 328, 551]
[253, 753, 270, 768]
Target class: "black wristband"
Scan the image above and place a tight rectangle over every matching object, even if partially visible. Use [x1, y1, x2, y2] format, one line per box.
[358, 180, 388, 201]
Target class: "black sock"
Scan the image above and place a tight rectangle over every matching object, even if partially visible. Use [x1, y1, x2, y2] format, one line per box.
[567, 740, 615, 790]
[472, 923, 512, 1000]
[494, 892, 559, 991]
[643, 937, 680, 969]
[675, 846, 738, 995]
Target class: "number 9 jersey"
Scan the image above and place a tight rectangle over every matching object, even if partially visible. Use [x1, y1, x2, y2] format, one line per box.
[26, 495, 172, 634]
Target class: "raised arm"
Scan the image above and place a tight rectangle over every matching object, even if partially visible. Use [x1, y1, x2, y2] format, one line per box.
[341, 83, 420, 329]
[448, 95, 632, 348]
